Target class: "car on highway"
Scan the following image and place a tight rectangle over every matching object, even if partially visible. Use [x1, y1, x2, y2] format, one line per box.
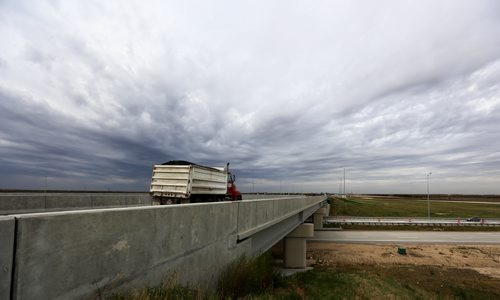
[466, 216, 481, 222]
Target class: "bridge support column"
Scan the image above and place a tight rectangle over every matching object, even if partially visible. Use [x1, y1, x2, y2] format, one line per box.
[284, 223, 314, 268]
[313, 206, 328, 230]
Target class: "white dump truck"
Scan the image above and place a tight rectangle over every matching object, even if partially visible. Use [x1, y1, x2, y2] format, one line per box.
[150, 160, 242, 204]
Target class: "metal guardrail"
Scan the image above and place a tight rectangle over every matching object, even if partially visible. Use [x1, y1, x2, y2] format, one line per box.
[325, 216, 500, 227]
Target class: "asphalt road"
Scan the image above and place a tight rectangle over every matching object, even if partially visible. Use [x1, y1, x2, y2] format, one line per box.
[309, 230, 500, 244]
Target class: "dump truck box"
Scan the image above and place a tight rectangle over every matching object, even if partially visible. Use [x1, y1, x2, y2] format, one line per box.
[150, 161, 227, 203]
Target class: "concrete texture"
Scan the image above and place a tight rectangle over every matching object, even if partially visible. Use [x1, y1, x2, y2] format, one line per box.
[8, 196, 326, 299]
[11, 203, 249, 299]
[0, 193, 152, 215]
[284, 238, 306, 268]
[284, 224, 314, 269]
[312, 206, 328, 230]
[316, 207, 328, 215]
[237, 196, 326, 239]
[242, 194, 306, 200]
[313, 213, 323, 229]
[287, 223, 314, 238]
[0, 216, 15, 300]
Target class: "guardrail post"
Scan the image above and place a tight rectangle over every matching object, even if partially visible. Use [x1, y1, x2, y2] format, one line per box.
[284, 224, 314, 269]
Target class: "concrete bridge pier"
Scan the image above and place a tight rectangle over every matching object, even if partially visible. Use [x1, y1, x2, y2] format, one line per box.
[284, 223, 314, 268]
[313, 206, 328, 229]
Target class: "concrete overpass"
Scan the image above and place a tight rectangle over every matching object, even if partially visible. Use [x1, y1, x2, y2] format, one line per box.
[0, 195, 328, 299]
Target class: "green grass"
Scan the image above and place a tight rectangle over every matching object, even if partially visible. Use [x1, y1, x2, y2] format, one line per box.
[332, 196, 500, 218]
[259, 266, 500, 299]
[217, 253, 285, 299]
[106, 273, 207, 300]
[280, 269, 430, 299]
[108, 253, 286, 300]
[109, 252, 500, 299]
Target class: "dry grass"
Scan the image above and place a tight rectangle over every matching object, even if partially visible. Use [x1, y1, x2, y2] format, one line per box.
[107, 273, 206, 300]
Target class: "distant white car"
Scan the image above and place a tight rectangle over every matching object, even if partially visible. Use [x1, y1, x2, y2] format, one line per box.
[466, 217, 481, 222]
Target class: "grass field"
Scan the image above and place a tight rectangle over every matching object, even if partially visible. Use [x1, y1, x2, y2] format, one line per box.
[332, 195, 500, 218]
[274, 266, 500, 299]
[111, 249, 500, 299]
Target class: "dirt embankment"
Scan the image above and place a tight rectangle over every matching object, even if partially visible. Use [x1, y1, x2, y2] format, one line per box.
[305, 243, 500, 296]
[308, 243, 500, 279]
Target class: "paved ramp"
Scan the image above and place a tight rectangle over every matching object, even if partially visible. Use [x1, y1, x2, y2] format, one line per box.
[310, 230, 500, 244]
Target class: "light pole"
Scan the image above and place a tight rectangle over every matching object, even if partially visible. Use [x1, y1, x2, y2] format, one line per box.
[427, 172, 432, 220]
[343, 168, 346, 198]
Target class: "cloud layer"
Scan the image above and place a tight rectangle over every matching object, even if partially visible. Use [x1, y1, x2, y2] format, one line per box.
[1, 0, 500, 193]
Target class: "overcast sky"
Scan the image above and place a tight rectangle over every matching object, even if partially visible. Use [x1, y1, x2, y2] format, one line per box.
[1, 0, 500, 193]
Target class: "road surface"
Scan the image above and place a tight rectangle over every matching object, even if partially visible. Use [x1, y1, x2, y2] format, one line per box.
[309, 230, 500, 244]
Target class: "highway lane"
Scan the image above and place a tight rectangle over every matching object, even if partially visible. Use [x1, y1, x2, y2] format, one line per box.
[309, 230, 500, 244]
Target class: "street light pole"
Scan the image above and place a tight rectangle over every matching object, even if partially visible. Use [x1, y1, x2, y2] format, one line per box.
[427, 172, 432, 220]
[343, 168, 346, 197]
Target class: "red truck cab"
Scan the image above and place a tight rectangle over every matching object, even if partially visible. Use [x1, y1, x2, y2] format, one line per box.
[225, 163, 242, 200]
[227, 172, 242, 200]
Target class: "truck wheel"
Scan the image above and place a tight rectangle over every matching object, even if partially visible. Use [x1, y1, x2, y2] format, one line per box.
[161, 199, 173, 205]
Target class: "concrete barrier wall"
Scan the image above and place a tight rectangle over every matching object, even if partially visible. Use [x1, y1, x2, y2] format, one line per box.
[11, 202, 249, 299]
[7, 196, 325, 299]
[0, 195, 46, 214]
[242, 194, 304, 200]
[0, 216, 15, 300]
[0, 193, 152, 215]
[0, 193, 318, 215]
[237, 196, 326, 239]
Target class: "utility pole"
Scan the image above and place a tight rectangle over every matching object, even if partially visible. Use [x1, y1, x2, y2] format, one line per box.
[427, 172, 432, 220]
[343, 168, 346, 197]
[339, 177, 342, 195]
[44, 175, 48, 210]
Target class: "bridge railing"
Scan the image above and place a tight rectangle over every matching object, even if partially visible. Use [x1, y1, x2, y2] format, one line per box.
[1, 195, 326, 300]
[237, 196, 326, 239]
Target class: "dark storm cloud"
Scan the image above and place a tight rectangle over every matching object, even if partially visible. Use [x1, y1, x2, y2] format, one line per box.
[1, 0, 500, 193]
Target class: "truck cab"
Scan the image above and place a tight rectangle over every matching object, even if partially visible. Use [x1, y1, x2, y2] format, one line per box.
[227, 172, 242, 200]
